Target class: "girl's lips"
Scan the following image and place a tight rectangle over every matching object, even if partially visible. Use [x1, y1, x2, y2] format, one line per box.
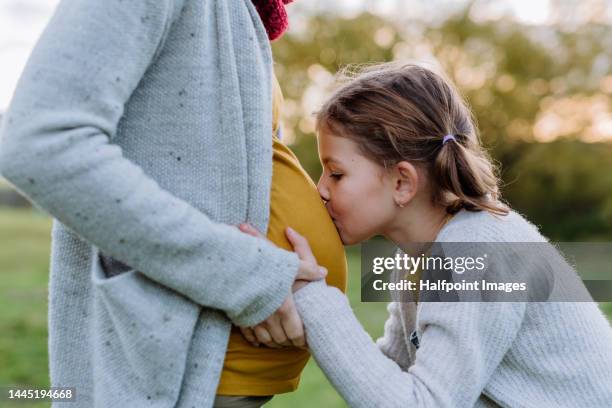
[331, 216, 341, 231]
[324, 201, 343, 230]
[324, 201, 338, 220]
[330, 215, 341, 229]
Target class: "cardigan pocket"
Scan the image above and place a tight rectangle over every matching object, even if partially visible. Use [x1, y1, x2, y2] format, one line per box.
[90, 248, 200, 407]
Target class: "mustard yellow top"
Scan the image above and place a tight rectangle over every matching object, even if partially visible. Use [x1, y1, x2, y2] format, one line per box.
[216, 77, 348, 396]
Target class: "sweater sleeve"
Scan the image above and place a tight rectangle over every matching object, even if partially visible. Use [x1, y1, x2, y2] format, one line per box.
[375, 302, 414, 371]
[294, 281, 526, 407]
[0, 0, 299, 327]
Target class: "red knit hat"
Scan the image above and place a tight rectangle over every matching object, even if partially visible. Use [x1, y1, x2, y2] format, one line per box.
[252, 0, 294, 41]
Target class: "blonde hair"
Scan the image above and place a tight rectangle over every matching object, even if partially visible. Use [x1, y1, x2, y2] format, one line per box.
[316, 62, 508, 216]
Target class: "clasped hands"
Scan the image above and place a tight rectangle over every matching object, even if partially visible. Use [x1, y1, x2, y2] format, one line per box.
[236, 223, 326, 350]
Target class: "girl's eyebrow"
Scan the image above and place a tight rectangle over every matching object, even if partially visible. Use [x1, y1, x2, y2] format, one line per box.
[322, 157, 342, 166]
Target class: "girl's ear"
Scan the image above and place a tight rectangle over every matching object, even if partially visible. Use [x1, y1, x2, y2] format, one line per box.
[393, 161, 419, 207]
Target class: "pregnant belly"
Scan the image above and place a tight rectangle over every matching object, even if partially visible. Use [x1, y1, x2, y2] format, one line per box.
[266, 139, 347, 293]
[217, 138, 347, 396]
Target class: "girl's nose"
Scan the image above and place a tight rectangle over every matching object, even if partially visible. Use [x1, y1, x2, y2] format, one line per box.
[317, 177, 330, 203]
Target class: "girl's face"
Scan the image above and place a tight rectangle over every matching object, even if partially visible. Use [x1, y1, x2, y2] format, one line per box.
[316, 128, 398, 245]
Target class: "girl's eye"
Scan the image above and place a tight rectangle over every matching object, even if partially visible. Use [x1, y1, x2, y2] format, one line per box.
[330, 173, 343, 180]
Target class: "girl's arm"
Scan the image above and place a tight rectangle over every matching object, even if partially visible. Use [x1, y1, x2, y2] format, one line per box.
[294, 281, 526, 407]
[375, 301, 415, 371]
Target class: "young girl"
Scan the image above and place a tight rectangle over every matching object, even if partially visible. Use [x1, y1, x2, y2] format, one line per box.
[250, 63, 612, 407]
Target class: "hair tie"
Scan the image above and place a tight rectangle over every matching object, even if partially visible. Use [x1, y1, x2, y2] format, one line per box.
[442, 134, 456, 145]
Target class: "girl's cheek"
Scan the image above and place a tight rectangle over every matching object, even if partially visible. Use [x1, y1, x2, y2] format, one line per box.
[334, 188, 348, 215]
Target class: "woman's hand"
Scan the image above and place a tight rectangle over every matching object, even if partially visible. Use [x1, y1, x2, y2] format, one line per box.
[237, 223, 327, 348]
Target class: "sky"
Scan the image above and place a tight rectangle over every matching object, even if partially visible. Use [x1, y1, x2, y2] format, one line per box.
[0, 0, 610, 113]
[1, 0, 60, 112]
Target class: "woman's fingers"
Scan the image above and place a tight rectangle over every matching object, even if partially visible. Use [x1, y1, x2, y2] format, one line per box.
[264, 318, 292, 347]
[239, 326, 259, 347]
[253, 325, 282, 349]
[239, 223, 265, 238]
[279, 297, 306, 348]
[245, 301, 308, 350]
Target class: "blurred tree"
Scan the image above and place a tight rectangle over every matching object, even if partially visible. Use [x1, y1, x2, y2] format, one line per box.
[504, 140, 612, 240]
[272, 2, 612, 240]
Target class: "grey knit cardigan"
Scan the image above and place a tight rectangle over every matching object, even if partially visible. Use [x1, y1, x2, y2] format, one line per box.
[0, 0, 301, 407]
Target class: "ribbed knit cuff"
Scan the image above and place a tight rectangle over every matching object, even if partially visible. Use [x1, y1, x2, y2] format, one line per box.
[293, 280, 350, 319]
[229, 246, 301, 327]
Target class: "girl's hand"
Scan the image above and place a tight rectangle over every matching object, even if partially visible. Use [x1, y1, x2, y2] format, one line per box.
[283, 226, 325, 293]
[236, 223, 326, 349]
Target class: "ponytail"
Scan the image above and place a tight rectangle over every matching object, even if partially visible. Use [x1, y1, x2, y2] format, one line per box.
[433, 134, 508, 215]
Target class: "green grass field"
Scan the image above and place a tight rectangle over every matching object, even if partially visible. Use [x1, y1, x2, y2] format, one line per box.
[1, 209, 53, 408]
[0, 208, 610, 407]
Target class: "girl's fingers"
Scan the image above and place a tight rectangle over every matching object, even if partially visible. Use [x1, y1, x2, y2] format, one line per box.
[285, 227, 316, 264]
[286, 227, 328, 281]
[296, 261, 327, 282]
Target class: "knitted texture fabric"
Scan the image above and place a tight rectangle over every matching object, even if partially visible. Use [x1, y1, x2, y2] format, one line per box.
[251, 0, 294, 40]
[294, 209, 612, 407]
[0, 0, 300, 407]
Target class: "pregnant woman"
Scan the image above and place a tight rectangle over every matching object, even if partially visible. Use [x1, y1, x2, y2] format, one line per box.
[214, 75, 347, 407]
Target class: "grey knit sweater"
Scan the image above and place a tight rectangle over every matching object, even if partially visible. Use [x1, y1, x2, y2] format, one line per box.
[294, 209, 612, 407]
[0, 0, 301, 407]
